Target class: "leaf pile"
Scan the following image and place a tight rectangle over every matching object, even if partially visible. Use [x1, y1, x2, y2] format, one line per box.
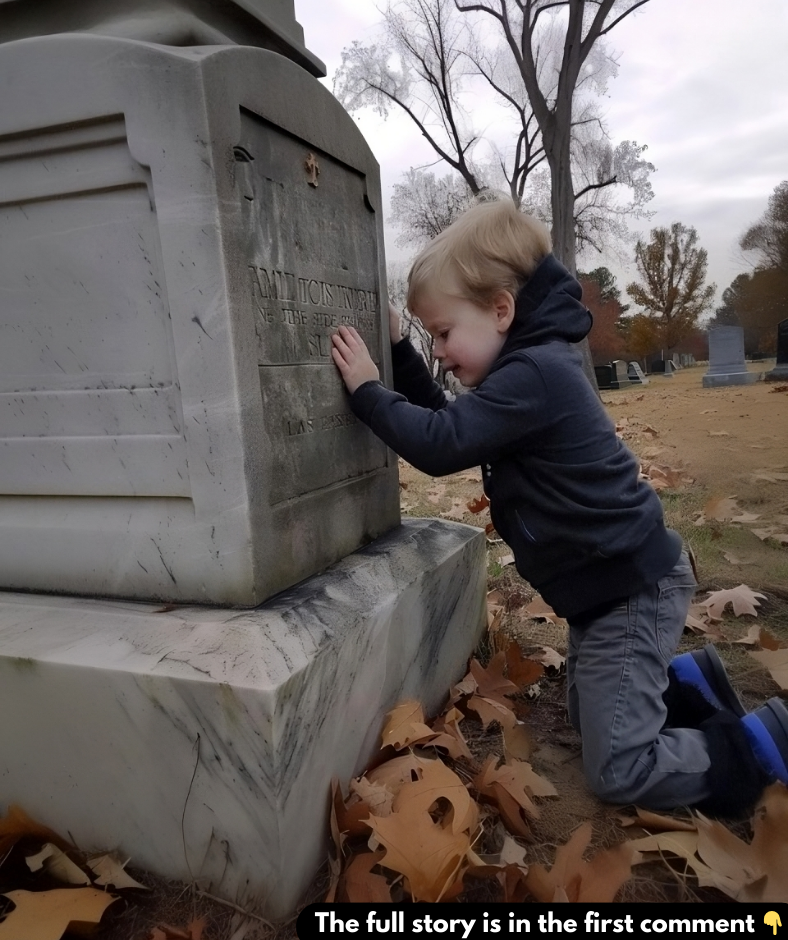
[327, 635, 637, 904]
[623, 785, 788, 902]
[0, 806, 148, 939]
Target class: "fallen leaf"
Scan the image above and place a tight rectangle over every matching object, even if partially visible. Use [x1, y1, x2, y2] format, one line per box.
[467, 494, 490, 513]
[503, 722, 534, 762]
[695, 495, 741, 525]
[525, 822, 635, 902]
[349, 778, 395, 818]
[618, 808, 696, 832]
[381, 701, 436, 751]
[25, 844, 90, 886]
[394, 758, 478, 836]
[532, 646, 566, 673]
[337, 851, 392, 902]
[499, 836, 528, 868]
[0, 806, 71, 860]
[0, 888, 118, 940]
[703, 584, 767, 619]
[734, 625, 783, 650]
[466, 694, 518, 730]
[748, 648, 788, 689]
[469, 654, 519, 707]
[505, 641, 545, 688]
[367, 805, 470, 902]
[499, 553, 515, 567]
[429, 707, 473, 760]
[523, 596, 567, 626]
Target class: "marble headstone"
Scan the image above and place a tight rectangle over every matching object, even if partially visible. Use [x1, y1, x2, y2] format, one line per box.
[703, 326, 758, 388]
[0, 32, 399, 606]
[765, 318, 788, 381]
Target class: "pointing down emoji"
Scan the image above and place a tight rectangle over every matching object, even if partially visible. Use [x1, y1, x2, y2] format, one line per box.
[765, 912, 782, 936]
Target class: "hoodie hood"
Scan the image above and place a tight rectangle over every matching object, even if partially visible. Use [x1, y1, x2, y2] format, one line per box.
[499, 253, 592, 357]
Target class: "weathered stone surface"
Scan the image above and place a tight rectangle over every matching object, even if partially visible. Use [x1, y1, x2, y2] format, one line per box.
[0, 36, 398, 605]
[765, 318, 788, 381]
[0, 0, 325, 75]
[703, 326, 758, 388]
[0, 518, 487, 920]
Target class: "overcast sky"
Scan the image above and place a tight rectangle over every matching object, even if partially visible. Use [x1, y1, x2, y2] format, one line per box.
[293, 0, 788, 307]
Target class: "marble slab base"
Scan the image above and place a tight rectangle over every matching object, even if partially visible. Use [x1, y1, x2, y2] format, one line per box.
[0, 518, 486, 920]
[765, 365, 788, 381]
[701, 371, 759, 387]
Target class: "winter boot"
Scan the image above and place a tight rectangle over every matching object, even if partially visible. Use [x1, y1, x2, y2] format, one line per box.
[696, 710, 773, 818]
[664, 644, 745, 729]
[742, 698, 788, 784]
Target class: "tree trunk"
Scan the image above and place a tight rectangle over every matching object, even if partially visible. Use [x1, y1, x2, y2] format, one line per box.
[548, 130, 598, 391]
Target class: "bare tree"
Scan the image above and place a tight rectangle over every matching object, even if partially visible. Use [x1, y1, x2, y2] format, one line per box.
[453, 0, 652, 274]
[334, 0, 485, 195]
[626, 222, 716, 352]
[390, 169, 474, 248]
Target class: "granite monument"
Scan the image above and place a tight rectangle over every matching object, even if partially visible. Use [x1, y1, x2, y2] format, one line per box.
[703, 326, 759, 388]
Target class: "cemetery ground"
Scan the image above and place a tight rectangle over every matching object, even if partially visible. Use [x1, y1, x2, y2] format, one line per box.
[3, 364, 787, 939]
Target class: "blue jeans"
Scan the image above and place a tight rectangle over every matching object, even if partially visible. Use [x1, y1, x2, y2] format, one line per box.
[566, 551, 713, 809]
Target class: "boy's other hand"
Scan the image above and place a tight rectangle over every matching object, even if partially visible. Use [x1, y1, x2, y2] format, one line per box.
[389, 303, 404, 344]
[331, 325, 380, 394]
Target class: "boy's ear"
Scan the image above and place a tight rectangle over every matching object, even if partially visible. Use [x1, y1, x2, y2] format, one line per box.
[491, 290, 516, 333]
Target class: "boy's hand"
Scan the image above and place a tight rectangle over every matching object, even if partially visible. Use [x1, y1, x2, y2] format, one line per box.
[331, 325, 379, 394]
[389, 303, 404, 344]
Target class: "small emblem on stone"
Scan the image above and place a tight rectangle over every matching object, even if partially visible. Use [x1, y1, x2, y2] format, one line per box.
[304, 152, 320, 187]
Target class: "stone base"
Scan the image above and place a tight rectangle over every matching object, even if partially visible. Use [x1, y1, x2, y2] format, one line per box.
[0, 518, 486, 920]
[765, 365, 788, 382]
[702, 371, 759, 387]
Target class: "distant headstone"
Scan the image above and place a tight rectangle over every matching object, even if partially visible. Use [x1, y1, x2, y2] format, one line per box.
[628, 362, 649, 385]
[765, 318, 788, 381]
[703, 326, 759, 387]
[649, 359, 674, 378]
[594, 365, 614, 390]
[611, 360, 632, 388]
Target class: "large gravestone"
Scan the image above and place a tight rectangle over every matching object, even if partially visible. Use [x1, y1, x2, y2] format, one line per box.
[0, 3, 488, 920]
[703, 326, 759, 387]
[0, 13, 399, 607]
[765, 318, 788, 381]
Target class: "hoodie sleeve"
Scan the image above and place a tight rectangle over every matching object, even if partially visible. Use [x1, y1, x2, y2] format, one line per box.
[390, 337, 448, 411]
[350, 354, 550, 477]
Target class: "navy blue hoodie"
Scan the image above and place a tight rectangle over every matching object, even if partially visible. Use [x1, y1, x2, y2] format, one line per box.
[350, 254, 682, 620]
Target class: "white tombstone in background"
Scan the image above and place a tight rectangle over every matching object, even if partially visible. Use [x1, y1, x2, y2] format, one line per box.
[703, 327, 759, 387]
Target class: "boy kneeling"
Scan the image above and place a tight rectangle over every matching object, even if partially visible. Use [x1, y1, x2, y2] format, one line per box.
[331, 199, 788, 815]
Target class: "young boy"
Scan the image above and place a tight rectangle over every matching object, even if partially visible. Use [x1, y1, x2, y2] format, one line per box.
[331, 199, 788, 815]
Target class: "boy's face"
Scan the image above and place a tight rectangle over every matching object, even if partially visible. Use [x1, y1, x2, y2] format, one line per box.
[415, 283, 514, 388]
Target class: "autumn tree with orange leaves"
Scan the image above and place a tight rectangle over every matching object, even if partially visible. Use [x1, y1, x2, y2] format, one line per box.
[626, 222, 716, 354]
[579, 267, 627, 365]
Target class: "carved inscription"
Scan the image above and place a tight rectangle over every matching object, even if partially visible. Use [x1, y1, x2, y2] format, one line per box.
[249, 265, 379, 365]
[285, 412, 357, 436]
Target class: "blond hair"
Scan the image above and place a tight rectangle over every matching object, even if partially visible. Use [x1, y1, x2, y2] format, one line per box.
[407, 199, 551, 313]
